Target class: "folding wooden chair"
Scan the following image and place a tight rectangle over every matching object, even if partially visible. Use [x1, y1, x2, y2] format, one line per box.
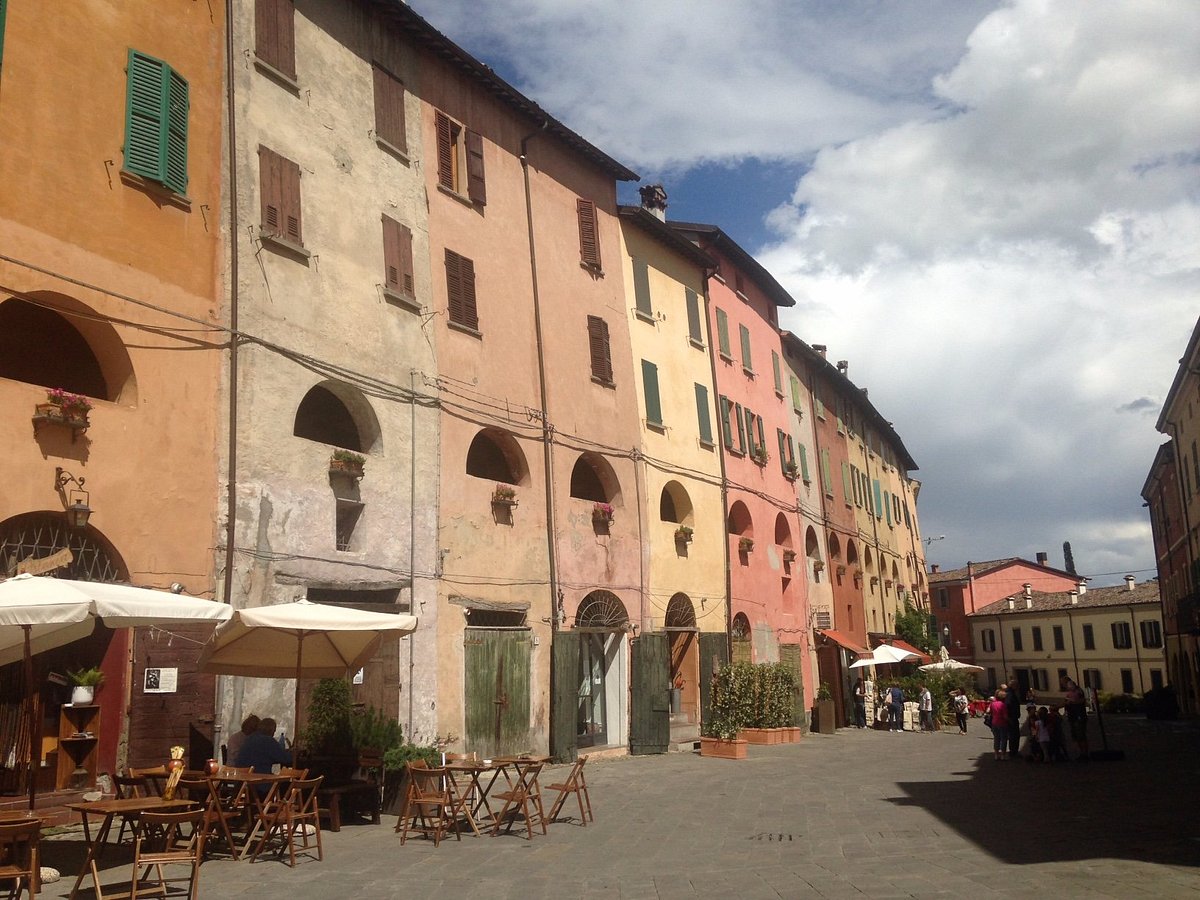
[0, 819, 40, 900]
[114, 773, 152, 845]
[546, 754, 593, 825]
[250, 776, 324, 867]
[130, 809, 204, 900]
[396, 765, 459, 847]
[177, 776, 241, 860]
[490, 761, 547, 840]
[278, 767, 308, 779]
[128, 765, 169, 798]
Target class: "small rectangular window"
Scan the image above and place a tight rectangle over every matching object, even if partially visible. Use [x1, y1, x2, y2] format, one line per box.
[1151, 669, 1164, 690]
[1083, 669, 1102, 691]
[255, 0, 296, 80]
[586, 316, 613, 384]
[937, 589, 948, 609]
[739, 324, 753, 373]
[381, 214, 415, 299]
[789, 375, 803, 414]
[1032, 626, 1043, 651]
[445, 249, 478, 331]
[372, 64, 407, 152]
[820, 449, 833, 498]
[685, 288, 703, 345]
[715, 308, 731, 357]
[873, 480, 883, 520]
[695, 383, 713, 446]
[1052, 625, 1065, 651]
[982, 629, 996, 653]
[125, 49, 190, 195]
[840, 462, 853, 506]
[641, 360, 662, 427]
[435, 111, 486, 204]
[258, 146, 302, 246]
[577, 199, 601, 271]
[1011, 627, 1023, 651]
[1140, 619, 1162, 648]
[1082, 624, 1095, 650]
[1120, 669, 1134, 694]
[1033, 669, 1049, 691]
[1057, 668, 1068, 688]
[1111, 621, 1132, 650]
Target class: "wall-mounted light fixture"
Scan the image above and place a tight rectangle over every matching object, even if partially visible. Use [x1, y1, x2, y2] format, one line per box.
[54, 467, 92, 529]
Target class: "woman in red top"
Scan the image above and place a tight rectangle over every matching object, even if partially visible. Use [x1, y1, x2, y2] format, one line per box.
[988, 689, 1011, 760]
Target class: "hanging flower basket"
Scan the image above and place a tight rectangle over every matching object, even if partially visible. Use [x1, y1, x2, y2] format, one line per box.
[492, 485, 518, 508]
[33, 388, 93, 436]
[329, 449, 366, 478]
[675, 526, 694, 544]
[738, 537, 754, 553]
[782, 550, 797, 563]
[783, 462, 799, 482]
[592, 502, 614, 524]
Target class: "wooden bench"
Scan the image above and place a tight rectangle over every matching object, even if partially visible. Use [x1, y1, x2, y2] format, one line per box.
[317, 781, 380, 832]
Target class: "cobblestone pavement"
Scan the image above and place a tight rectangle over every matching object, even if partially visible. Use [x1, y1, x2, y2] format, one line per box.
[38, 715, 1200, 899]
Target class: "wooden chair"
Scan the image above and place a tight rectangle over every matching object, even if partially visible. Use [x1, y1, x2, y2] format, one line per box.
[130, 809, 204, 900]
[546, 755, 593, 826]
[114, 773, 151, 845]
[277, 767, 309, 779]
[396, 765, 459, 847]
[177, 776, 241, 860]
[0, 819, 40, 900]
[128, 765, 169, 798]
[490, 761, 547, 840]
[251, 776, 324, 867]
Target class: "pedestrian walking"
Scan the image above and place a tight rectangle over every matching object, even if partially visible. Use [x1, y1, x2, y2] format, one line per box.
[951, 689, 969, 734]
[988, 689, 1010, 760]
[853, 677, 867, 728]
[918, 684, 933, 732]
[1005, 676, 1023, 757]
[1064, 678, 1090, 761]
[887, 683, 905, 731]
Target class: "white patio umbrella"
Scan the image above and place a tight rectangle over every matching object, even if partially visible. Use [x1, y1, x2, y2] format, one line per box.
[197, 598, 418, 753]
[0, 573, 233, 809]
[849, 643, 919, 669]
[919, 658, 985, 673]
[849, 656, 878, 669]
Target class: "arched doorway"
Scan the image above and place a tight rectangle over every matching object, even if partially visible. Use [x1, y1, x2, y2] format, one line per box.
[573, 591, 629, 749]
[665, 594, 698, 726]
[731, 612, 752, 664]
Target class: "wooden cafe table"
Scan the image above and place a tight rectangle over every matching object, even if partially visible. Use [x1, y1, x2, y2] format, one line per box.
[180, 769, 291, 858]
[444, 756, 550, 835]
[65, 796, 196, 900]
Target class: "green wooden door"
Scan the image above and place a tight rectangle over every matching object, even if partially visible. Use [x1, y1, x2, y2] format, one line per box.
[779, 643, 808, 733]
[698, 631, 729, 732]
[629, 633, 669, 755]
[550, 632, 580, 763]
[464, 629, 531, 758]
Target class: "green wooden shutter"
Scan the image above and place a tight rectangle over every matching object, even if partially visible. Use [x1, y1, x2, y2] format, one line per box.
[642, 360, 662, 425]
[633, 259, 652, 317]
[685, 288, 702, 343]
[799, 445, 810, 483]
[884, 490, 892, 526]
[125, 50, 168, 183]
[841, 462, 852, 503]
[720, 396, 733, 449]
[743, 407, 755, 452]
[815, 394, 825, 418]
[734, 403, 746, 452]
[164, 68, 189, 194]
[790, 375, 802, 413]
[772, 351, 782, 394]
[777, 429, 786, 473]
[695, 383, 713, 445]
[873, 480, 883, 518]
[716, 308, 730, 357]
[820, 449, 833, 495]
[739, 324, 752, 371]
[1, 0, 10, 82]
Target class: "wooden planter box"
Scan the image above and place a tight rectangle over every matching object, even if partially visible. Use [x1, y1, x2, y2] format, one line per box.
[329, 458, 365, 478]
[812, 700, 837, 735]
[699, 737, 747, 759]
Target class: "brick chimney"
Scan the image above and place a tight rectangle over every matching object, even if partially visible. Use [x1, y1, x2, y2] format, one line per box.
[930, 564, 940, 574]
[1036, 551, 1048, 566]
[812, 344, 827, 359]
[639, 184, 668, 221]
[1023, 583, 1032, 598]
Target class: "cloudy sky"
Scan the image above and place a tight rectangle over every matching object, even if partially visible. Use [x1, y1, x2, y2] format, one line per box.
[415, 0, 1200, 586]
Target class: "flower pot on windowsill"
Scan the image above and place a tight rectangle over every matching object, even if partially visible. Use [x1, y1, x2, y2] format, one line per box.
[591, 503, 614, 527]
[738, 538, 754, 553]
[492, 485, 518, 509]
[329, 451, 366, 479]
[750, 450, 769, 468]
[782, 551, 797, 564]
[674, 528, 694, 544]
[783, 465, 799, 482]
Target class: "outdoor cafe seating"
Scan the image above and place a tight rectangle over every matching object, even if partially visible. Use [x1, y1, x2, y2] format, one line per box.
[129, 808, 205, 900]
[250, 775, 325, 867]
[0, 817, 40, 900]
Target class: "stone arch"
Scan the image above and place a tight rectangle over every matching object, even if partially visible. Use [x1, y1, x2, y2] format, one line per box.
[0, 511, 129, 582]
[726, 500, 753, 538]
[659, 480, 694, 525]
[731, 612, 752, 663]
[665, 593, 696, 629]
[774, 512, 792, 548]
[827, 532, 842, 562]
[847, 540, 859, 568]
[575, 591, 629, 629]
[805, 526, 821, 561]
[569, 451, 620, 504]
[863, 546, 875, 573]
[0, 293, 137, 404]
[294, 380, 382, 454]
[465, 427, 528, 485]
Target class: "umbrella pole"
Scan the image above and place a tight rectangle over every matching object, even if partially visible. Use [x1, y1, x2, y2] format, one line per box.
[24, 626, 37, 812]
[292, 632, 304, 760]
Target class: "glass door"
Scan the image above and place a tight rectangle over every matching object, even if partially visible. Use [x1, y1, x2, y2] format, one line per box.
[576, 633, 608, 748]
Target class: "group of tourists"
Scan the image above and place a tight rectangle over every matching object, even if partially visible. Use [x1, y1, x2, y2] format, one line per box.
[851, 678, 938, 732]
[225, 713, 294, 774]
[984, 676, 1090, 762]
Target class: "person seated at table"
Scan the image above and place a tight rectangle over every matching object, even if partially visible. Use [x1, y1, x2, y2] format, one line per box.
[225, 714, 260, 765]
[233, 717, 292, 774]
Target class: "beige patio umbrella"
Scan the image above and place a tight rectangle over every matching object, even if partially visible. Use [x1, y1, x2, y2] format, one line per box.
[197, 598, 418, 753]
[0, 573, 232, 809]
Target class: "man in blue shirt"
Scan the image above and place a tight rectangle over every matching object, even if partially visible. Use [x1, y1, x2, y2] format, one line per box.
[888, 685, 905, 732]
[233, 717, 292, 774]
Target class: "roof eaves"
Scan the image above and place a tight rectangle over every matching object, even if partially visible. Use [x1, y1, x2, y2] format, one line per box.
[1156, 314, 1200, 432]
[617, 207, 716, 270]
[668, 220, 796, 309]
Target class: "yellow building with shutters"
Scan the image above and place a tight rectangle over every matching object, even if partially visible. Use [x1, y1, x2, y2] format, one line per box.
[618, 192, 727, 742]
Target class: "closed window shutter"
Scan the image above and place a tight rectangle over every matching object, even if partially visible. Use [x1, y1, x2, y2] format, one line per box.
[744, 408, 755, 452]
[787, 435, 796, 467]
[164, 68, 189, 194]
[739, 324, 752, 371]
[820, 449, 833, 495]
[373, 65, 406, 150]
[799, 445, 810, 482]
[124, 50, 168, 183]
[776, 429, 786, 473]
[446, 249, 478, 330]
[720, 396, 733, 449]
[633, 258, 652, 316]
[0, 0, 7, 77]
[884, 490, 892, 525]
[586, 315, 612, 383]
[735, 404, 746, 452]
[716, 308, 730, 356]
[685, 288, 702, 342]
[577, 199, 601, 269]
[641, 360, 662, 425]
[695, 383, 713, 444]
[756, 415, 765, 451]
[435, 111, 454, 190]
[258, 146, 282, 235]
[790, 375, 801, 413]
[771, 351, 782, 394]
[841, 462, 852, 503]
[873, 480, 883, 518]
[281, 154, 302, 244]
[466, 129, 486, 205]
[256, 0, 295, 80]
[382, 215, 414, 296]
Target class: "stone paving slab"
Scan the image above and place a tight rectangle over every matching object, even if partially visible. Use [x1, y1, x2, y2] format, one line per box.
[35, 715, 1200, 899]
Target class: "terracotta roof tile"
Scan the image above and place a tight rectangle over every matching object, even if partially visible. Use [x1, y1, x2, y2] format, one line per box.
[968, 580, 1161, 616]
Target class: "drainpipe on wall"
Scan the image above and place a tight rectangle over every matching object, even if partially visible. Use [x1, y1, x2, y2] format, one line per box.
[408, 368, 419, 738]
[1066, 607, 1080, 685]
[1128, 605, 1145, 694]
[700, 266, 733, 664]
[215, 0, 242, 758]
[996, 616, 1008, 684]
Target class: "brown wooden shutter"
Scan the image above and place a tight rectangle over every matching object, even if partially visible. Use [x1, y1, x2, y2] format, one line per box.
[382, 215, 414, 295]
[577, 199, 600, 270]
[586, 315, 612, 383]
[446, 249, 478, 330]
[372, 65, 406, 150]
[435, 111, 454, 190]
[466, 129, 486, 205]
[258, 146, 282, 235]
[256, 0, 296, 80]
[280, 154, 302, 245]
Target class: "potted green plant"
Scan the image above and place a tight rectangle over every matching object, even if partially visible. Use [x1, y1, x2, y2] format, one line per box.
[592, 501, 614, 525]
[329, 448, 366, 478]
[491, 484, 517, 507]
[783, 460, 799, 481]
[381, 742, 442, 815]
[738, 536, 754, 553]
[700, 662, 753, 759]
[674, 525, 694, 544]
[68, 666, 104, 706]
[750, 446, 769, 467]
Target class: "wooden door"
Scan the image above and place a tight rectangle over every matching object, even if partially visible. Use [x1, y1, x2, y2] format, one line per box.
[698, 631, 728, 731]
[779, 643, 807, 731]
[463, 629, 531, 758]
[550, 632, 580, 763]
[349, 634, 401, 717]
[629, 633, 669, 755]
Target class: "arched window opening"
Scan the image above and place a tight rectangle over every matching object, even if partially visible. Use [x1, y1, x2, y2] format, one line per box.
[774, 512, 792, 548]
[731, 612, 752, 664]
[864, 547, 875, 572]
[828, 532, 842, 561]
[294, 385, 362, 451]
[0, 297, 110, 400]
[659, 481, 693, 524]
[575, 591, 629, 629]
[665, 594, 696, 629]
[570, 452, 619, 503]
[466, 428, 527, 485]
[847, 540, 859, 568]
[726, 501, 752, 537]
[805, 527, 821, 561]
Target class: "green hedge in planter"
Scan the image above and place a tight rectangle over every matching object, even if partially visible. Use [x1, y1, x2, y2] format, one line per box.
[704, 662, 802, 737]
